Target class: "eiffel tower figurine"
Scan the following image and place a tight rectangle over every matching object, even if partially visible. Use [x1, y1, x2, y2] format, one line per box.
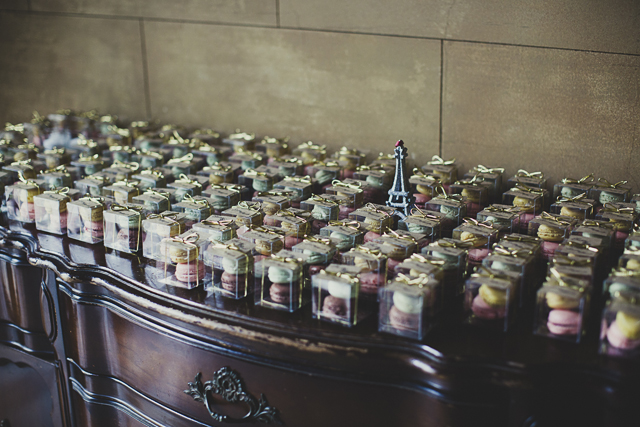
[386, 140, 414, 219]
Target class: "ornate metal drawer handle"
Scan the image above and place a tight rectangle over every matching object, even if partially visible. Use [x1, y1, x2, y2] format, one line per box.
[184, 367, 282, 424]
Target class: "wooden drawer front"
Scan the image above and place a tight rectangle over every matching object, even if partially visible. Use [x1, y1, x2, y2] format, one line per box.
[0, 259, 49, 354]
[59, 283, 504, 427]
[0, 259, 44, 332]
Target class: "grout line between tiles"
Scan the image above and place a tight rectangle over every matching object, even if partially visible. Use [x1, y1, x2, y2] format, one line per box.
[139, 19, 152, 119]
[438, 39, 444, 158]
[2, 9, 639, 57]
[26, 0, 31, 11]
[276, 0, 280, 28]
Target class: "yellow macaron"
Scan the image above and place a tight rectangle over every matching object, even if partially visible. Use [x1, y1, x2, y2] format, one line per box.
[479, 284, 507, 308]
[616, 311, 640, 339]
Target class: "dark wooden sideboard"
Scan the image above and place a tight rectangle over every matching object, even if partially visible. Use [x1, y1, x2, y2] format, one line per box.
[0, 220, 638, 427]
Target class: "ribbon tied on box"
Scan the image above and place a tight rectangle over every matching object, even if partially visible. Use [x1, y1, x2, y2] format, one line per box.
[328, 220, 361, 231]
[427, 155, 455, 166]
[595, 178, 628, 189]
[561, 173, 595, 185]
[516, 169, 544, 179]
[395, 273, 431, 288]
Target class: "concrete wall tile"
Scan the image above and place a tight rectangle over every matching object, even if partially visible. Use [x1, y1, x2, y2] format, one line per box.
[31, 0, 277, 27]
[0, 12, 147, 123]
[441, 41, 640, 192]
[145, 22, 441, 160]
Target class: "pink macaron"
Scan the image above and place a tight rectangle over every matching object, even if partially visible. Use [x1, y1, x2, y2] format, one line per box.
[175, 262, 206, 283]
[541, 241, 560, 260]
[606, 320, 640, 350]
[284, 235, 304, 249]
[364, 231, 381, 243]
[338, 205, 354, 220]
[468, 248, 490, 265]
[413, 193, 430, 206]
[471, 294, 505, 320]
[547, 309, 581, 335]
[389, 305, 420, 330]
[360, 271, 386, 294]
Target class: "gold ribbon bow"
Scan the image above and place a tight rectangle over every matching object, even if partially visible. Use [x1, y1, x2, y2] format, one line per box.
[297, 141, 326, 151]
[581, 219, 616, 230]
[10, 159, 33, 167]
[514, 182, 545, 195]
[16, 172, 39, 189]
[243, 168, 268, 178]
[462, 217, 496, 229]
[409, 206, 442, 220]
[16, 142, 39, 152]
[110, 203, 143, 213]
[305, 235, 333, 245]
[144, 188, 170, 199]
[139, 169, 165, 178]
[79, 153, 100, 161]
[319, 269, 360, 284]
[411, 168, 440, 182]
[203, 163, 232, 172]
[130, 120, 150, 128]
[474, 165, 505, 174]
[556, 192, 589, 204]
[4, 123, 24, 133]
[385, 229, 418, 244]
[193, 128, 220, 137]
[237, 201, 262, 212]
[112, 159, 140, 171]
[228, 131, 255, 141]
[147, 211, 179, 223]
[565, 241, 599, 252]
[331, 179, 362, 191]
[350, 245, 382, 257]
[410, 253, 445, 266]
[262, 136, 289, 146]
[395, 273, 430, 288]
[79, 195, 105, 205]
[138, 150, 163, 160]
[195, 144, 220, 153]
[328, 220, 361, 230]
[601, 203, 634, 215]
[484, 205, 520, 214]
[42, 165, 69, 174]
[31, 111, 48, 125]
[250, 226, 285, 236]
[596, 178, 628, 189]
[516, 169, 544, 178]
[493, 245, 533, 258]
[283, 175, 311, 184]
[502, 234, 541, 244]
[43, 187, 70, 195]
[113, 179, 138, 188]
[548, 268, 586, 292]
[44, 147, 66, 156]
[75, 135, 98, 147]
[433, 185, 463, 201]
[308, 194, 338, 206]
[540, 212, 571, 227]
[273, 156, 302, 164]
[362, 202, 392, 216]
[0, 138, 12, 146]
[471, 266, 513, 282]
[551, 254, 592, 267]
[167, 153, 194, 164]
[454, 174, 481, 186]
[610, 267, 640, 278]
[256, 190, 295, 198]
[169, 232, 200, 247]
[436, 238, 475, 249]
[427, 155, 455, 166]
[182, 194, 210, 207]
[561, 174, 595, 185]
[85, 174, 110, 183]
[270, 253, 304, 264]
[201, 219, 234, 227]
[176, 174, 202, 187]
[109, 145, 136, 153]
